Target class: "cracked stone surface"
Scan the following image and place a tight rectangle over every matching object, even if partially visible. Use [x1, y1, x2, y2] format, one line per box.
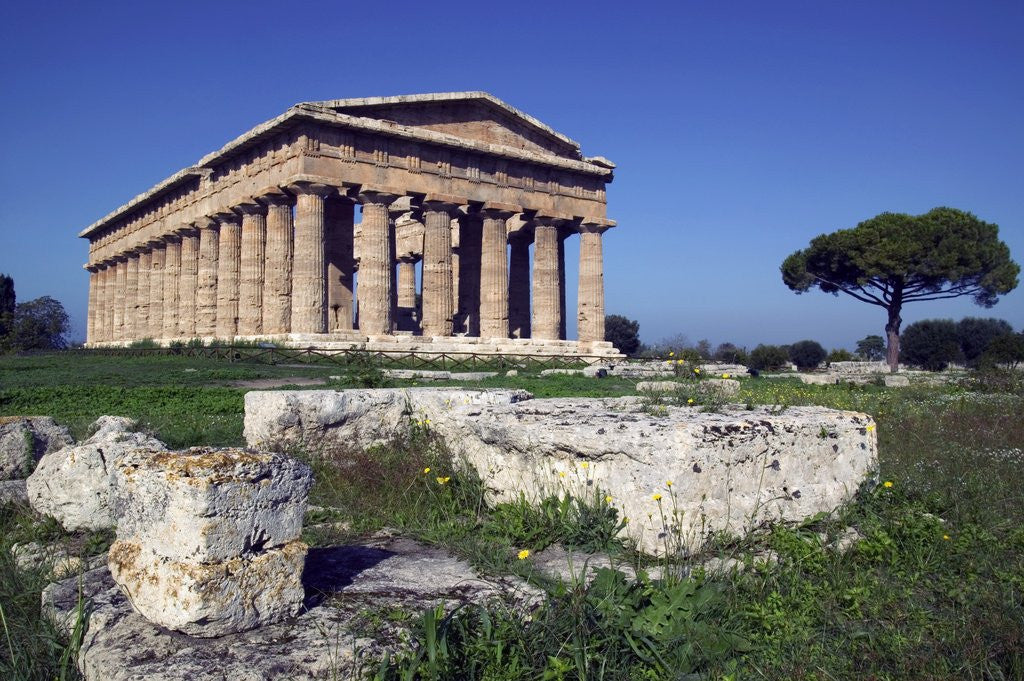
[0, 416, 74, 480]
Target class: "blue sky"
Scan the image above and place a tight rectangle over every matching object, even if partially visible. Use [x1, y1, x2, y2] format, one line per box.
[1, 0, 1021, 348]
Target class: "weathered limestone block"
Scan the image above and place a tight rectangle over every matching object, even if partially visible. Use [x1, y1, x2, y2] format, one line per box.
[636, 380, 682, 392]
[799, 373, 838, 385]
[883, 375, 909, 387]
[107, 539, 307, 638]
[244, 388, 532, 454]
[0, 416, 74, 480]
[0, 479, 28, 505]
[245, 390, 876, 555]
[427, 399, 876, 554]
[113, 448, 313, 562]
[635, 379, 740, 397]
[26, 417, 167, 531]
[108, 447, 313, 637]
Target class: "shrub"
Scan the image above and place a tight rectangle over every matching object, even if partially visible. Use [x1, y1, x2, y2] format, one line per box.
[900, 319, 962, 370]
[788, 340, 826, 370]
[714, 342, 748, 365]
[827, 348, 854, 362]
[748, 344, 790, 371]
[980, 332, 1024, 369]
[956, 317, 1014, 364]
[604, 315, 641, 356]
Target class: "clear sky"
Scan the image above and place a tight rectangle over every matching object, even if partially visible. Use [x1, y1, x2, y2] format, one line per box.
[1, 0, 1021, 349]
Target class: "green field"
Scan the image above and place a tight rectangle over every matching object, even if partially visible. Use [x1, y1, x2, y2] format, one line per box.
[1, 352, 1022, 680]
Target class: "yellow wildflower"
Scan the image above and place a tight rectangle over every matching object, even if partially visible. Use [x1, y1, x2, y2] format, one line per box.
[722, 373, 730, 379]
[623, 517, 630, 524]
[694, 368, 701, 374]
[883, 481, 893, 488]
[558, 471, 566, 478]
[942, 534, 950, 541]
[687, 398, 694, 405]
[436, 476, 451, 485]
[517, 549, 530, 560]
[580, 461, 589, 469]
[866, 424, 876, 432]
[605, 495, 613, 503]
[669, 351, 675, 357]
[423, 467, 431, 474]
[677, 359, 684, 365]
[653, 493, 663, 501]
[666, 480, 673, 488]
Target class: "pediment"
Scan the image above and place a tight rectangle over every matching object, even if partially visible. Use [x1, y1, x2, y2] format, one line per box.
[309, 92, 582, 161]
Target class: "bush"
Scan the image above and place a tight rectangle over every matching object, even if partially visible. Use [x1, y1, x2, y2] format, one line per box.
[604, 315, 641, 356]
[956, 317, 1014, 364]
[713, 342, 748, 365]
[748, 344, 790, 371]
[901, 319, 962, 371]
[788, 340, 827, 370]
[828, 348, 854, 362]
[980, 332, 1024, 368]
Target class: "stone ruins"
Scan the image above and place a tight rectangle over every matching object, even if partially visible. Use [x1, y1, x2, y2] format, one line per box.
[80, 92, 620, 358]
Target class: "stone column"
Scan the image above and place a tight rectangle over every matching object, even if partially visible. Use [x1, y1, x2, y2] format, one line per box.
[558, 232, 568, 341]
[396, 257, 418, 331]
[289, 183, 333, 334]
[101, 263, 114, 342]
[356, 189, 400, 336]
[236, 203, 267, 336]
[532, 217, 563, 340]
[479, 204, 516, 339]
[455, 213, 482, 336]
[149, 241, 166, 339]
[508, 233, 531, 338]
[260, 192, 294, 334]
[577, 222, 608, 344]
[162, 236, 181, 340]
[325, 196, 355, 332]
[112, 256, 127, 342]
[85, 265, 99, 345]
[137, 248, 152, 338]
[124, 253, 139, 341]
[420, 197, 464, 337]
[215, 212, 242, 338]
[195, 217, 219, 336]
[177, 228, 199, 338]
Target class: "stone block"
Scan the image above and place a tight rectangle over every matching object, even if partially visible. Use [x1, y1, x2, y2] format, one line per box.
[0, 416, 74, 481]
[883, 375, 910, 387]
[27, 417, 167, 531]
[798, 373, 838, 385]
[244, 388, 532, 454]
[636, 380, 680, 392]
[113, 448, 313, 562]
[107, 539, 307, 638]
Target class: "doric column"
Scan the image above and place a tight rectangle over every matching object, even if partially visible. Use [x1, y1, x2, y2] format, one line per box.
[177, 228, 199, 338]
[136, 248, 151, 337]
[421, 196, 465, 337]
[558, 232, 568, 341]
[288, 183, 333, 334]
[325, 196, 355, 332]
[162, 236, 181, 339]
[148, 240, 165, 339]
[124, 253, 139, 340]
[100, 262, 114, 342]
[111, 256, 127, 342]
[508, 233, 532, 338]
[214, 212, 242, 337]
[260, 192, 294, 334]
[479, 204, 516, 339]
[85, 265, 99, 345]
[236, 203, 267, 336]
[455, 213, 482, 336]
[532, 217, 564, 340]
[577, 222, 609, 344]
[356, 189, 401, 335]
[396, 257, 418, 331]
[195, 217, 219, 336]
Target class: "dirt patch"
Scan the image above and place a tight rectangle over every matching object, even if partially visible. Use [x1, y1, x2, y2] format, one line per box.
[227, 377, 329, 389]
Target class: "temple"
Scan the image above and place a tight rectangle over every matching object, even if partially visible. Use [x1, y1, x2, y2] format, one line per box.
[80, 92, 620, 358]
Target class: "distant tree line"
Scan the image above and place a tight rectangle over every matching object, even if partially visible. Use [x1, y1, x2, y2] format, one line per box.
[604, 312, 1022, 372]
[0, 274, 70, 353]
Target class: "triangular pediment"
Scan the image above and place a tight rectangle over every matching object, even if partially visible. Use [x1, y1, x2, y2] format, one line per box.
[307, 92, 583, 161]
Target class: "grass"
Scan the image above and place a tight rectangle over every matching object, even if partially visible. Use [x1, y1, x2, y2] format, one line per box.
[1, 351, 1022, 679]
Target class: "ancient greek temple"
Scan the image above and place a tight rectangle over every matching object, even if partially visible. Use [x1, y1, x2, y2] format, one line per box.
[80, 92, 619, 358]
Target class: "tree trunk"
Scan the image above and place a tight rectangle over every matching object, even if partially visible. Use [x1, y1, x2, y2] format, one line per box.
[885, 305, 902, 373]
